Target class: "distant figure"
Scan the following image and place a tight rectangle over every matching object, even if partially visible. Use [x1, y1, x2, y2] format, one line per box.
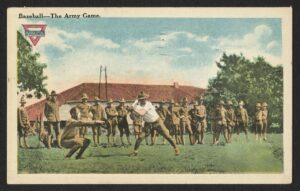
[261, 102, 268, 141]
[17, 96, 32, 148]
[214, 100, 229, 144]
[76, 93, 91, 138]
[254, 103, 263, 141]
[44, 90, 61, 148]
[179, 97, 194, 145]
[129, 91, 180, 156]
[167, 99, 181, 144]
[116, 98, 132, 146]
[90, 97, 106, 146]
[236, 101, 249, 141]
[189, 98, 207, 144]
[105, 99, 118, 146]
[156, 100, 169, 145]
[130, 108, 144, 140]
[226, 100, 236, 143]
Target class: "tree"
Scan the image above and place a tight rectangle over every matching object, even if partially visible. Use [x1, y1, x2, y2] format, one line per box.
[205, 53, 283, 132]
[17, 31, 48, 99]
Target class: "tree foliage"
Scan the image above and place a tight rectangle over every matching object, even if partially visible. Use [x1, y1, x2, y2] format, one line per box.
[17, 31, 48, 98]
[205, 53, 283, 132]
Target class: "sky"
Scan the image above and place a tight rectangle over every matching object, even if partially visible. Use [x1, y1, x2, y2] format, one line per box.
[19, 17, 282, 104]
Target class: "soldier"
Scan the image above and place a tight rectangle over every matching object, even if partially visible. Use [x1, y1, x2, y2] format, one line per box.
[90, 97, 106, 146]
[44, 90, 62, 148]
[190, 96, 207, 144]
[179, 97, 194, 145]
[17, 96, 32, 148]
[130, 108, 144, 140]
[51, 107, 104, 159]
[116, 98, 132, 146]
[76, 93, 91, 138]
[105, 98, 118, 146]
[214, 100, 229, 144]
[254, 103, 263, 141]
[167, 99, 181, 144]
[236, 101, 249, 141]
[226, 100, 236, 143]
[261, 102, 268, 141]
[156, 100, 169, 145]
[129, 91, 180, 156]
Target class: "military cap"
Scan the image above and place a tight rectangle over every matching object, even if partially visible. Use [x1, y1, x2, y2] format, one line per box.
[119, 98, 126, 103]
[198, 95, 204, 100]
[50, 90, 58, 96]
[256, 103, 261, 107]
[219, 100, 225, 105]
[94, 97, 100, 101]
[227, 100, 233, 105]
[193, 100, 199, 105]
[182, 97, 188, 103]
[107, 98, 113, 103]
[239, 101, 244, 106]
[262, 102, 268, 107]
[81, 93, 88, 100]
[137, 91, 149, 99]
[20, 96, 26, 103]
[170, 99, 175, 104]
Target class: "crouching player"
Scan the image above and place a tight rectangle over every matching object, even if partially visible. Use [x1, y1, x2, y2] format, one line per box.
[40, 107, 104, 159]
[129, 91, 180, 156]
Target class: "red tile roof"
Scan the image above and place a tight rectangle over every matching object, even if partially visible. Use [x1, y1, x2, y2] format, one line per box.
[26, 82, 206, 121]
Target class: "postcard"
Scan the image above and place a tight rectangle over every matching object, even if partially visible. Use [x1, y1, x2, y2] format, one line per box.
[7, 7, 292, 184]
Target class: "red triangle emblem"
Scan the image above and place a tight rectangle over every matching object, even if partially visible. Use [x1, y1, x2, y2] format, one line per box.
[22, 24, 47, 46]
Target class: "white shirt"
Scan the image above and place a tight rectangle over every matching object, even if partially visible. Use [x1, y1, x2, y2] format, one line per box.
[132, 100, 159, 123]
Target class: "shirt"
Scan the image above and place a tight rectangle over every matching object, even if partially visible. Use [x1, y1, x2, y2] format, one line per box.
[132, 100, 159, 123]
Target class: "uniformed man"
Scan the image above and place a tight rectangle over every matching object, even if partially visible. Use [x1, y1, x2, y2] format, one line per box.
[254, 103, 263, 141]
[156, 100, 169, 145]
[130, 108, 144, 140]
[116, 98, 132, 146]
[18, 96, 32, 148]
[44, 90, 62, 148]
[236, 101, 249, 141]
[41, 107, 104, 159]
[179, 97, 194, 145]
[190, 96, 207, 144]
[214, 100, 229, 144]
[226, 100, 236, 143]
[167, 99, 181, 144]
[105, 98, 118, 146]
[90, 97, 106, 146]
[129, 91, 179, 156]
[76, 93, 91, 138]
[261, 102, 268, 141]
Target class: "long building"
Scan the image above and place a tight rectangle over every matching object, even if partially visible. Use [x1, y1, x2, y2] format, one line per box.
[26, 82, 206, 121]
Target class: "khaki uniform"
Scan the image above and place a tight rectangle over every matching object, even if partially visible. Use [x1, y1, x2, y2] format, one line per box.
[215, 106, 229, 143]
[189, 105, 207, 144]
[167, 105, 181, 144]
[179, 105, 193, 145]
[255, 110, 263, 140]
[156, 106, 169, 144]
[17, 106, 31, 148]
[236, 107, 249, 140]
[226, 108, 236, 142]
[116, 105, 131, 145]
[44, 100, 61, 148]
[105, 106, 118, 145]
[90, 104, 106, 145]
[262, 109, 268, 139]
[76, 103, 91, 137]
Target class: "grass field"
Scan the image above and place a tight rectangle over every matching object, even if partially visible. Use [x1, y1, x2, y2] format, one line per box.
[18, 133, 283, 174]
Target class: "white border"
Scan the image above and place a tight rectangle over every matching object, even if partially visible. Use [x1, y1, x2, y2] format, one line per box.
[7, 7, 292, 184]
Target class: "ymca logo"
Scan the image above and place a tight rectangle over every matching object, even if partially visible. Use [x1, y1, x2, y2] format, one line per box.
[22, 24, 47, 46]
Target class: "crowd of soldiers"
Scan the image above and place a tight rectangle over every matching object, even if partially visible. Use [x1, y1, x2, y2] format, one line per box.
[17, 90, 269, 159]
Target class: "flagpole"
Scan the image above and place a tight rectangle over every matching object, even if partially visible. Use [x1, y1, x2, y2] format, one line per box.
[98, 65, 102, 99]
[105, 66, 108, 100]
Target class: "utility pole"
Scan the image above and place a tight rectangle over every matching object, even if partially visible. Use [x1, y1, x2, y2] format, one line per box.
[105, 66, 108, 100]
[98, 65, 102, 99]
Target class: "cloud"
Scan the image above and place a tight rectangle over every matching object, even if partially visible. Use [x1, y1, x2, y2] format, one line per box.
[217, 24, 282, 66]
[178, 47, 192, 53]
